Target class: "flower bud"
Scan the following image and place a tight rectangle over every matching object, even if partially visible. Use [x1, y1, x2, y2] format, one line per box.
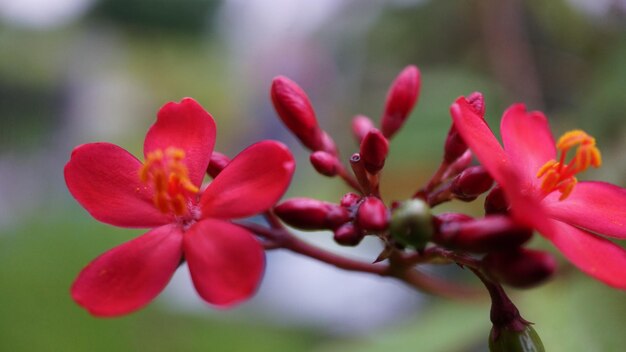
[381, 65, 421, 139]
[442, 149, 472, 179]
[435, 215, 532, 253]
[207, 152, 230, 178]
[485, 186, 509, 215]
[352, 114, 375, 143]
[271, 76, 324, 151]
[360, 129, 389, 174]
[466, 91, 485, 117]
[275, 198, 349, 230]
[434, 212, 473, 229]
[340, 192, 362, 208]
[310, 151, 338, 177]
[334, 223, 364, 246]
[451, 165, 494, 201]
[489, 324, 545, 352]
[389, 199, 433, 249]
[443, 125, 468, 164]
[356, 197, 389, 232]
[483, 248, 557, 288]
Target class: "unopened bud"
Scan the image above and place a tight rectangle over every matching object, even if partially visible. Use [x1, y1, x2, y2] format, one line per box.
[466, 92, 485, 117]
[275, 198, 349, 230]
[434, 212, 473, 229]
[334, 223, 364, 246]
[310, 151, 338, 177]
[489, 324, 545, 352]
[483, 248, 557, 288]
[485, 186, 509, 215]
[360, 129, 389, 174]
[356, 197, 389, 232]
[390, 199, 433, 249]
[340, 192, 362, 208]
[271, 76, 324, 151]
[318, 130, 338, 155]
[207, 152, 230, 178]
[435, 215, 532, 253]
[352, 114, 375, 143]
[442, 149, 472, 179]
[381, 65, 421, 139]
[452, 166, 494, 201]
[444, 125, 468, 163]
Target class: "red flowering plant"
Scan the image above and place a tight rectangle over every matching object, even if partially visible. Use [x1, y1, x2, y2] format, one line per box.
[66, 65, 626, 351]
[65, 98, 295, 316]
[451, 99, 626, 290]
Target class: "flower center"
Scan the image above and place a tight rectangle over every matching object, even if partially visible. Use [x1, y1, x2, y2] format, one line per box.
[536, 130, 602, 201]
[139, 147, 199, 216]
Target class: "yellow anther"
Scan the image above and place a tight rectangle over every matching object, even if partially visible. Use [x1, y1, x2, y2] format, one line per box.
[558, 177, 577, 201]
[139, 147, 199, 216]
[556, 130, 594, 151]
[537, 130, 601, 201]
[536, 160, 558, 178]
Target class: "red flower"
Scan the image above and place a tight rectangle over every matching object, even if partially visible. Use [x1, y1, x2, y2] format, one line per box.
[451, 98, 626, 289]
[65, 98, 295, 316]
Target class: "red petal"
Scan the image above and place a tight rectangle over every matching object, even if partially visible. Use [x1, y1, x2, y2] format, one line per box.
[200, 140, 295, 219]
[71, 225, 183, 316]
[143, 98, 216, 187]
[450, 97, 509, 185]
[543, 181, 626, 239]
[538, 219, 626, 290]
[500, 104, 556, 189]
[65, 143, 172, 228]
[184, 219, 264, 306]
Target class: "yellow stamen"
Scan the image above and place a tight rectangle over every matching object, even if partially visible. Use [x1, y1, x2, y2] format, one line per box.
[537, 130, 601, 201]
[139, 147, 199, 216]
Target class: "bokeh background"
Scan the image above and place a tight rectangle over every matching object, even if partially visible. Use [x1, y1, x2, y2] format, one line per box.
[1, 0, 626, 351]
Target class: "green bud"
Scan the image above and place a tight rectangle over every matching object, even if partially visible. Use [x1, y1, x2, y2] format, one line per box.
[489, 325, 545, 352]
[389, 199, 433, 249]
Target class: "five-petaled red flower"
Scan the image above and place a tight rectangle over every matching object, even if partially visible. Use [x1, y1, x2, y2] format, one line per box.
[451, 98, 626, 289]
[65, 98, 295, 316]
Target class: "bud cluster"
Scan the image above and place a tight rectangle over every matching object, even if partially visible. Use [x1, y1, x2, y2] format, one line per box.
[269, 65, 560, 350]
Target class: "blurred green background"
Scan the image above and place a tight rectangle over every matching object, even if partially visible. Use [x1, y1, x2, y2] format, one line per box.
[1, 0, 626, 351]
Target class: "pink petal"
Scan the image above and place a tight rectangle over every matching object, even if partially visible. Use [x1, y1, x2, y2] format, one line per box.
[65, 143, 172, 228]
[538, 219, 626, 290]
[500, 104, 556, 189]
[143, 98, 216, 187]
[450, 97, 509, 186]
[543, 181, 626, 239]
[71, 224, 183, 316]
[184, 219, 265, 306]
[200, 140, 295, 219]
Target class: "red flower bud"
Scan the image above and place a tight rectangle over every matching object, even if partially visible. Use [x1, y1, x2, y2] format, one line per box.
[271, 76, 324, 151]
[485, 185, 509, 215]
[333, 223, 364, 246]
[444, 125, 468, 163]
[483, 248, 557, 288]
[318, 130, 338, 155]
[381, 65, 421, 139]
[360, 129, 389, 174]
[465, 91, 485, 117]
[451, 165, 494, 201]
[355, 196, 389, 232]
[310, 151, 338, 177]
[442, 149, 472, 179]
[207, 152, 230, 178]
[340, 192, 362, 208]
[434, 212, 473, 230]
[275, 198, 349, 230]
[352, 114, 375, 143]
[435, 215, 532, 253]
